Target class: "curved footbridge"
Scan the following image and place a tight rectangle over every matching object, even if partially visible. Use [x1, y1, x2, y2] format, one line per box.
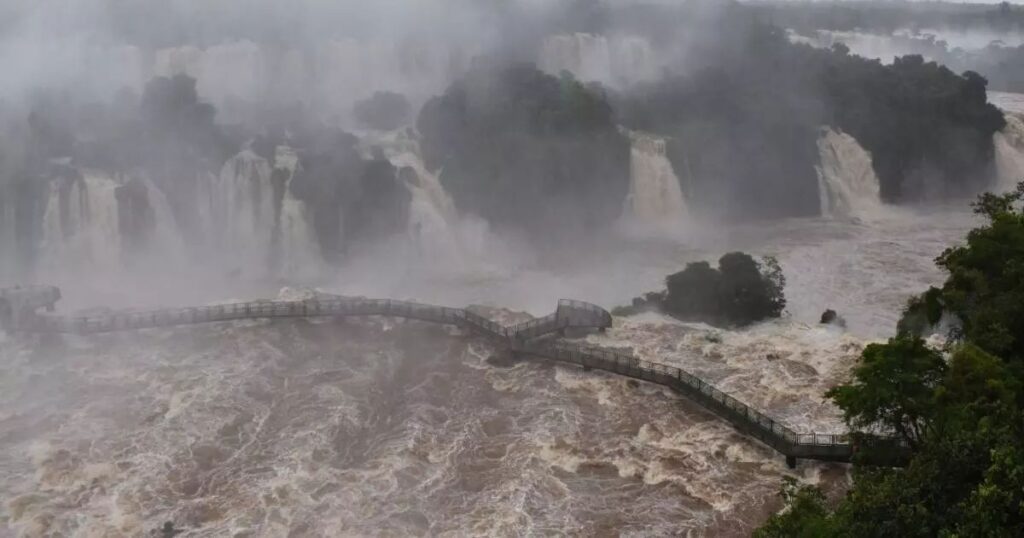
[2, 286, 858, 467]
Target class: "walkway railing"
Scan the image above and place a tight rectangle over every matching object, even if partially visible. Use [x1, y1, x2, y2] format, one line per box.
[522, 342, 854, 461]
[3, 287, 867, 465]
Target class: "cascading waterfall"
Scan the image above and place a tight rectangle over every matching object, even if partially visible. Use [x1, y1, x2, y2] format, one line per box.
[273, 146, 322, 276]
[136, 176, 184, 262]
[36, 171, 184, 277]
[994, 112, 1024, 192]
[815, 127, 882, 218]
[386, 150, 465, 264]
[198, 146, 322, 277]
[621, 130, 689, 231]
[367, 130, 497, 271]
[40, 172, 124, 274]
[204, 150, 277, 270]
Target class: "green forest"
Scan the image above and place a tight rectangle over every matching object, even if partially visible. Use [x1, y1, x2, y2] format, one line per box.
[756, 183, 1024, 537]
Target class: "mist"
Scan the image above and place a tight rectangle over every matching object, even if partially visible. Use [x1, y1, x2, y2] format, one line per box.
[4, 1, 1023, 536]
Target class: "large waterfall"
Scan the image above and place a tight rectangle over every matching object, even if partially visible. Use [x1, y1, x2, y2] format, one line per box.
[200, 147, 322, 277]
[203, 150, 277, 270]
[367, 130, 497, 271]
[132, 176, 185, 264]
[40, 172, 123, 274]
[538, 34, 657, 88]
[994, 112, 1024, 192]
[387, 150, 465, 264]
[621, 130, 689, 232]
[816, 127, 882, 218]
[273, 146, 322, 277]
[36, 171, 182, 276]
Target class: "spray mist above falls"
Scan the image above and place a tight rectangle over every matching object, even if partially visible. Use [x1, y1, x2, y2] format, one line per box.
[0, 0, 1011, 289]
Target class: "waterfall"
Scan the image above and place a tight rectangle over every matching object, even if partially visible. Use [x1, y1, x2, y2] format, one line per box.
[538, 33, 656, 88]
[369, 130, 499, 270]
[994, 113, 1024, 192]
[36, 170, 184, 276]
[621, 130, 688, 231]
[205, 150, 277, 269]
[136, 176, 184, 262]
[40, 171, 124, 273]
[199, 147, 323, 277]
[387, 150, 464, 264]
[273, 146, 322, 276]
[816, 127, 882, 218]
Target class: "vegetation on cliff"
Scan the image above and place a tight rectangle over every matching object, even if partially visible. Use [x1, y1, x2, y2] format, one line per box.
[418, 63, 629, 238]
[619, 23, 1004, 218]
[756, 183, 1024, 537]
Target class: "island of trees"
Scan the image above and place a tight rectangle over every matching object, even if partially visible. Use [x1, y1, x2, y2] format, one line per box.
[616, 252, 786, 328]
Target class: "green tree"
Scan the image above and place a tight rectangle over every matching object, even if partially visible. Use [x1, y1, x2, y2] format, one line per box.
[754, 477, 834, 538]
[932, 182, 1024, 362]
[827, 336, 946, 450]
[758, 185, 1024, 536]
[661, 252, 786, 326]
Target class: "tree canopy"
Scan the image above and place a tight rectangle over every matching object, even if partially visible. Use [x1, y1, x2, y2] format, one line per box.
[618, 22, 1005, 218]
[620, 252, 786, 327]
[417, 63, 629, 239]
[756, 183, 1024, 537]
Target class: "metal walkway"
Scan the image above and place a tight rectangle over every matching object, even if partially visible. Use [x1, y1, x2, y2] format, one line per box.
[2, 286, 862, 466]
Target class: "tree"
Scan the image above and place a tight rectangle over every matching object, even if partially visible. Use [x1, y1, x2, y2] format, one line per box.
[661, 252, 786, 326]
[417, 63, 629, 239]
[827, 336, 946, 450]
[754, 477, 834, 538]
[932, 182, 1024, 362]
[758, 186, 1024, 536]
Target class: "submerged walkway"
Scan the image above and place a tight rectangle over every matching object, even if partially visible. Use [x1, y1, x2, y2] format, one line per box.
[1, 286, 858, 466]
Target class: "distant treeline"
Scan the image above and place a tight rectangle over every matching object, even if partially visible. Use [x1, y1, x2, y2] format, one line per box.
[747, 1, 1024, 35]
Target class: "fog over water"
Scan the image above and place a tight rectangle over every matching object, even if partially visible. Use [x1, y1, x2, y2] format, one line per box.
[0, 1, 1015, 536]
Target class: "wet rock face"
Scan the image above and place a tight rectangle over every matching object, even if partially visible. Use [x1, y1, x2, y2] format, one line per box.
[115, 177, 157, 254]
[275, 131, 409, 260]
[343, 158, 409, 246]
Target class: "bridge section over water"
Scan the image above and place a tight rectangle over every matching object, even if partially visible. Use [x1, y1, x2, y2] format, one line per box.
[2, 286, 857, 466]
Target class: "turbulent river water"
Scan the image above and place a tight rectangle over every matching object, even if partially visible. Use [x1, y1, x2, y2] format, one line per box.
[2, 92, 1014, 538]
[0, 201, 981, 536]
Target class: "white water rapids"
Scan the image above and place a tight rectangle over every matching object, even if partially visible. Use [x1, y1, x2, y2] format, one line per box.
[0, 199, 979, 535]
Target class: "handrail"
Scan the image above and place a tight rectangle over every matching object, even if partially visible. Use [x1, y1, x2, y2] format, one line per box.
[4, 288, 869, 464]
